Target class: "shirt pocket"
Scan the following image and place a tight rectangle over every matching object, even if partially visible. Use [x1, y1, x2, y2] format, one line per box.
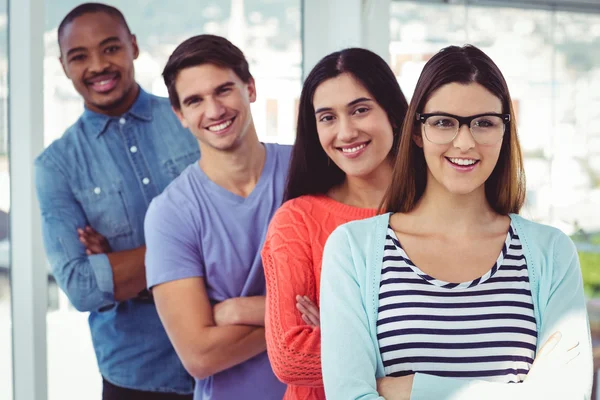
[163, 151, 199, 180]
[73, 181, 133, 239]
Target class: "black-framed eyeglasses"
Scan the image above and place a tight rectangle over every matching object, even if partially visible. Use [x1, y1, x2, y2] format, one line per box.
[416, 112, 510, 145]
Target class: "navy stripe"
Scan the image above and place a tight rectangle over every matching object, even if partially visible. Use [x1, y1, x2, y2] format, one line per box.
[381, 266, 415, 275]
[377, 326, 538, 340]
[376, 313, 536, 326]
[505, 254, 526, 261]
[384, 245, 396, 251]
[386, 235, 402, 249]
[509, 244, 523, 250]
[378, 288, 533, 299]
[499, 265, 527, 271]
[389, 368, 530, 379]
[443, 282, 459, 289]
[382, 355, 535, 367]
[468, 277, 481, 288]
[382, 256, 416, 266]
[378, 301, 534, 312]
[380, 341, 537, 353]
[484, 276, 529, 284]
[380, 278, 431, 286]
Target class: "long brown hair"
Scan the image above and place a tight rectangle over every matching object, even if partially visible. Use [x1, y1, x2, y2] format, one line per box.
[383, 45, 525, 215]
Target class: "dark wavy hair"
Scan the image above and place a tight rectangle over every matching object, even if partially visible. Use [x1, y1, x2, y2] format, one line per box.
[284, 48, 409, 201]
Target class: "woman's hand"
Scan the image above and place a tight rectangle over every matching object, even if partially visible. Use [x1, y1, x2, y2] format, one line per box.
[526, 331, 580, 383]
[376, 375, 414, 400]
[296, 295, 320, 327]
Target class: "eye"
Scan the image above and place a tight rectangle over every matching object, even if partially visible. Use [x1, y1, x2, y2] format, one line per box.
[217, 87, 232, 96]
[318, 114, 335, 123]
[69, 54, 86, 62]
[105, 45, 120, 54]
[352, 106, 370, 115]
[428, 117, 456, 129]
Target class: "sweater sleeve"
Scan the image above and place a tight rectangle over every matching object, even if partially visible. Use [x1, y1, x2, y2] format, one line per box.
[320, 225, 385, 400]
[410, 232, 593, 400]
[262, 204, 323, 386]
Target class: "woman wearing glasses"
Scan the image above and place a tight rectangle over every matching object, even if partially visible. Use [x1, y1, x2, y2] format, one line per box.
[261, 48, 408, 400]
[320, 45, 592, 400]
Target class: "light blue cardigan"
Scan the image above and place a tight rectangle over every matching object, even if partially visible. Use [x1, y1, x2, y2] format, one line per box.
[320, 213, 593, 400]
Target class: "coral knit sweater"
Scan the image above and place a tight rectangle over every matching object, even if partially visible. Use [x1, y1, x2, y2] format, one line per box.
[262, 195, 377, 400]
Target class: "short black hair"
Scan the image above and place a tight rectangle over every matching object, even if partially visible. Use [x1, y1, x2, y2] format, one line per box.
[162, 34, 252, 109]
[58, 3, 131, 48]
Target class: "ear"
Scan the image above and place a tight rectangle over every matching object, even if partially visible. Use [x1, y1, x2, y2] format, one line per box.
[413, 132, 424, 148]
[172, 106, 189, 129]
[246, 77, 257, 103]
[131, 34, 140, 60]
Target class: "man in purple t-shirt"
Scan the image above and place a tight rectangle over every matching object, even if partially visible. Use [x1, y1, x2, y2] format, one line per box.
[144, 34, 290, 400]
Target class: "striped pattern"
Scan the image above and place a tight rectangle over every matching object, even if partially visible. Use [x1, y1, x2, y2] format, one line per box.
[377, 224, 537, 383]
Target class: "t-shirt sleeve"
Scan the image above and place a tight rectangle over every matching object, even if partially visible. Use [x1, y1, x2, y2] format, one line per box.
[144, 193, 204, 289]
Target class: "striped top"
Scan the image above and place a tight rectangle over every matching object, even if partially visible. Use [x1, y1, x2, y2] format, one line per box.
[377, 223, 537, 383]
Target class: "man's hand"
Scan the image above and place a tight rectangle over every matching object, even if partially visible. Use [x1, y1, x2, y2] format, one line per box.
[78, 226, 111, 255]
[213, 296, 265, 326]
[214, 298, 242, 326]
[296, 295, 320, 327]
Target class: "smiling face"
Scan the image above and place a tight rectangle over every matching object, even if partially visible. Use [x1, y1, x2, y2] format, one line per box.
[416, 82, 504, 196]
[313, 73, 394, 179]
[172, 63, 256, 153]
[59, 12, 139, 116]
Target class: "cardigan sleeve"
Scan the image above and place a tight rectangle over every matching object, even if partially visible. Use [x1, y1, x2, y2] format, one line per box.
[410, 231, 593, 400]
[320, 225, 385, 400]
[262, 204, 323, 386]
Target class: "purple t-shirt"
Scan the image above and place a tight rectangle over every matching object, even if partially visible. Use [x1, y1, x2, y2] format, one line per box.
[144, 143, 291, 400]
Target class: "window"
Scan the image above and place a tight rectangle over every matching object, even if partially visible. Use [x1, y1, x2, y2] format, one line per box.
[44, 1, 301, 399]
[0, 0, 10, 397]
[390, 0, 600, 293]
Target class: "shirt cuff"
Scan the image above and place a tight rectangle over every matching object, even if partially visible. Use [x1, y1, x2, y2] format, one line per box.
[89, 253, 115, 303]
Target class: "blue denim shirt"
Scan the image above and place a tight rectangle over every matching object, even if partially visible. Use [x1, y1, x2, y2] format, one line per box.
[35, 87, 198, 393]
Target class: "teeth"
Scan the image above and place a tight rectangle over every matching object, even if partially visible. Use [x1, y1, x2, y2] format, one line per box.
[449, 158, 477, 166]
[208, 119, 233, 132]
[341, 143, 367, 153]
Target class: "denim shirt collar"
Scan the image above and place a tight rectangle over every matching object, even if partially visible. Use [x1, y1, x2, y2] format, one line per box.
[82, 85, 153, 138]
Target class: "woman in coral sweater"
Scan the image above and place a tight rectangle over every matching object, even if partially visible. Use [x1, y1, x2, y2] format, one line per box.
[261, 47, 408, 399]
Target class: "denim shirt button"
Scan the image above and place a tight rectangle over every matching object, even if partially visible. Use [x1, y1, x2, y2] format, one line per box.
[119, 117, 126, 125]
[129, 146, 138, 153]
[142, 177, 150, 185]
[94, 187, 101, 195]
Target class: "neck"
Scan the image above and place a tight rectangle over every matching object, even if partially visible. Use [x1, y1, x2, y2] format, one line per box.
[410, 174, 498, 235]
[198, 127, 266, 197]
[329, 160, 393, 209]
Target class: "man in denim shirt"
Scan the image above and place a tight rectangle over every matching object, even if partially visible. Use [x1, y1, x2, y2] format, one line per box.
[34, 3, 197, 399]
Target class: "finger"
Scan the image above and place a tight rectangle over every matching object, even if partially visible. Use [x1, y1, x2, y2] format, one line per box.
[302, 313, 318, 327]
[303, 304, 320, 320]
[85, 226, 96, 233]
[305, 312, 320, 327]
[537, 331, 562, 359]
[296, 302, 308, 314]
[86, 249, 92, 255]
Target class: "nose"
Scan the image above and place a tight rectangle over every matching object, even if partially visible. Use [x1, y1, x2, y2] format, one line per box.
[452, 124, 476, 151]
[337, 116, 359, 142]
[88, 52, 110, 74]
[205, 97, 227, 120]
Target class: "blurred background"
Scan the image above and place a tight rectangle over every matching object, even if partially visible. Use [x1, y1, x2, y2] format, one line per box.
[2, 0, 600, 399]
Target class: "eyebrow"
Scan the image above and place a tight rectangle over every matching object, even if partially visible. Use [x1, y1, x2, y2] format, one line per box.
[314, 97, 373, 114]
[181, 81, 236, 106]
[65, 36, 121, 58]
